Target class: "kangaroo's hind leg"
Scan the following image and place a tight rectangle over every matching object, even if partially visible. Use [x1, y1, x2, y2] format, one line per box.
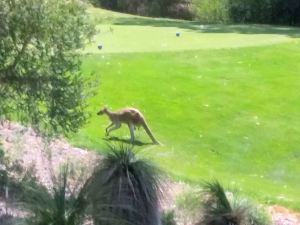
[128, 123, 135, 144]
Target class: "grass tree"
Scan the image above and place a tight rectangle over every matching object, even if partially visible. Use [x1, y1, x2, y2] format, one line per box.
[197, 181, 270, 225]
[87, 144, 164, 225]
[22, 165, 89, 225]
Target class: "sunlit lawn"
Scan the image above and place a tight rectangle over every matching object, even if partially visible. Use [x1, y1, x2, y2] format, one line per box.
[71, 7, 300, 210]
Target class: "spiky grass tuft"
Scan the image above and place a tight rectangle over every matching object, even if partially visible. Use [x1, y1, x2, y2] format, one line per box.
[21, 165, 88, 225]
[197, 181, 271, 225]
[88, 144, 164, 225]
[198, 181, 246, 225]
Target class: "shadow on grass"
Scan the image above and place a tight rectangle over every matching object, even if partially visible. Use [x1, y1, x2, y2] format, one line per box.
[112, 16, 300, 38]
[103, 136, 153, 146]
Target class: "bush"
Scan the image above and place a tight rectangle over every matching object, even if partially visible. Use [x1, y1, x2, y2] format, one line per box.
[271, 0, 300, 25]
[191, 0, 300, 25]
[91, 0, 300, 24]
[228, 0, 273, 23]
[90, 0, 192, 19]
[191, 0, 230, 23]
[168, 2, 194, 20]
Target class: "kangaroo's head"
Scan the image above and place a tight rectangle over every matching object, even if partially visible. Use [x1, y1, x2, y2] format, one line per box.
[97, 106, 108, 116]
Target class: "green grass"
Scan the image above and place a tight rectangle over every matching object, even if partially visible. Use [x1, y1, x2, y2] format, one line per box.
[72, 7, 300, 210]
[84, 8, 300, 53]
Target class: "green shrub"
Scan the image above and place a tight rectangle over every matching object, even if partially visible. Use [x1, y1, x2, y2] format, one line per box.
[227, 0, 273, 23]
[191, 0, 300, 25]
[191, 0, 230, 23]
[90, 0, 192, 19]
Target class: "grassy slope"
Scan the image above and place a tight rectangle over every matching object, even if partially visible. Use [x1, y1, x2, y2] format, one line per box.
[72, 8, 300, 209]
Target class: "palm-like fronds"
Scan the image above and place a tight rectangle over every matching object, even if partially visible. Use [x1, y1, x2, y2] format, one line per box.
[22, 165, 88, 225]
[198, 181, 247, 225]
[203, 181, 232, 214]
[87, 144, 164, 225]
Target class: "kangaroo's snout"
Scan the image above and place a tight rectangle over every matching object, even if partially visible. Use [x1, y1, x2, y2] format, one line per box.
[97, 107, 108, 116]
[97, 109, 104, 115]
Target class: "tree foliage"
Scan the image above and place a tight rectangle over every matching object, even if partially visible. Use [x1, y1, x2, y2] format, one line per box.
[191, 0, 300, 25]
[228, 0, 300, 25]
[91, 0, 300, 24]
[91, 0, 192, 19]
[0, 0, 94, 135]
[192, 0, 229, 23]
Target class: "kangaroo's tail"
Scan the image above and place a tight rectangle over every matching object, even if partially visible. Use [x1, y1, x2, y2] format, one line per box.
[141, 120, 160, 145]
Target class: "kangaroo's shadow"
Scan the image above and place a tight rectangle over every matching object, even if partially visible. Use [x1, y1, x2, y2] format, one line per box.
[103, 136, 153, 146]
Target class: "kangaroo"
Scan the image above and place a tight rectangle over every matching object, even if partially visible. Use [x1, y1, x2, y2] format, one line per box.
[97, 107, 160, 145]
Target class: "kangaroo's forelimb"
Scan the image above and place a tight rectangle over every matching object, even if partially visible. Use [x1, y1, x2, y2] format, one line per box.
[106, 123, 121, 136]
[105, 123, 114, 136]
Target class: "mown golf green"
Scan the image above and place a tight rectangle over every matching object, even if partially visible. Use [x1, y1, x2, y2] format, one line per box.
[71, 7, 300, 209]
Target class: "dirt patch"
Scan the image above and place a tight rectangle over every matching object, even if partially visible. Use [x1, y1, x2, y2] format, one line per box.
[268, 205, 300, 225]
[0, 122, 98, 188]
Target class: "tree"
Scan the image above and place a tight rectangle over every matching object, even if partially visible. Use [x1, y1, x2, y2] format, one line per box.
[0, 0, 94, 135]
[271, 0, 300, 25]
[227, 0, 300, 25]
[87, 145, 164, 225]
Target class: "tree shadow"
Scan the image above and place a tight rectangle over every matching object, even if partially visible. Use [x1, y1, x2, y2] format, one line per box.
[112, 16, 300, 38]
[103, 136, 153, 146]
